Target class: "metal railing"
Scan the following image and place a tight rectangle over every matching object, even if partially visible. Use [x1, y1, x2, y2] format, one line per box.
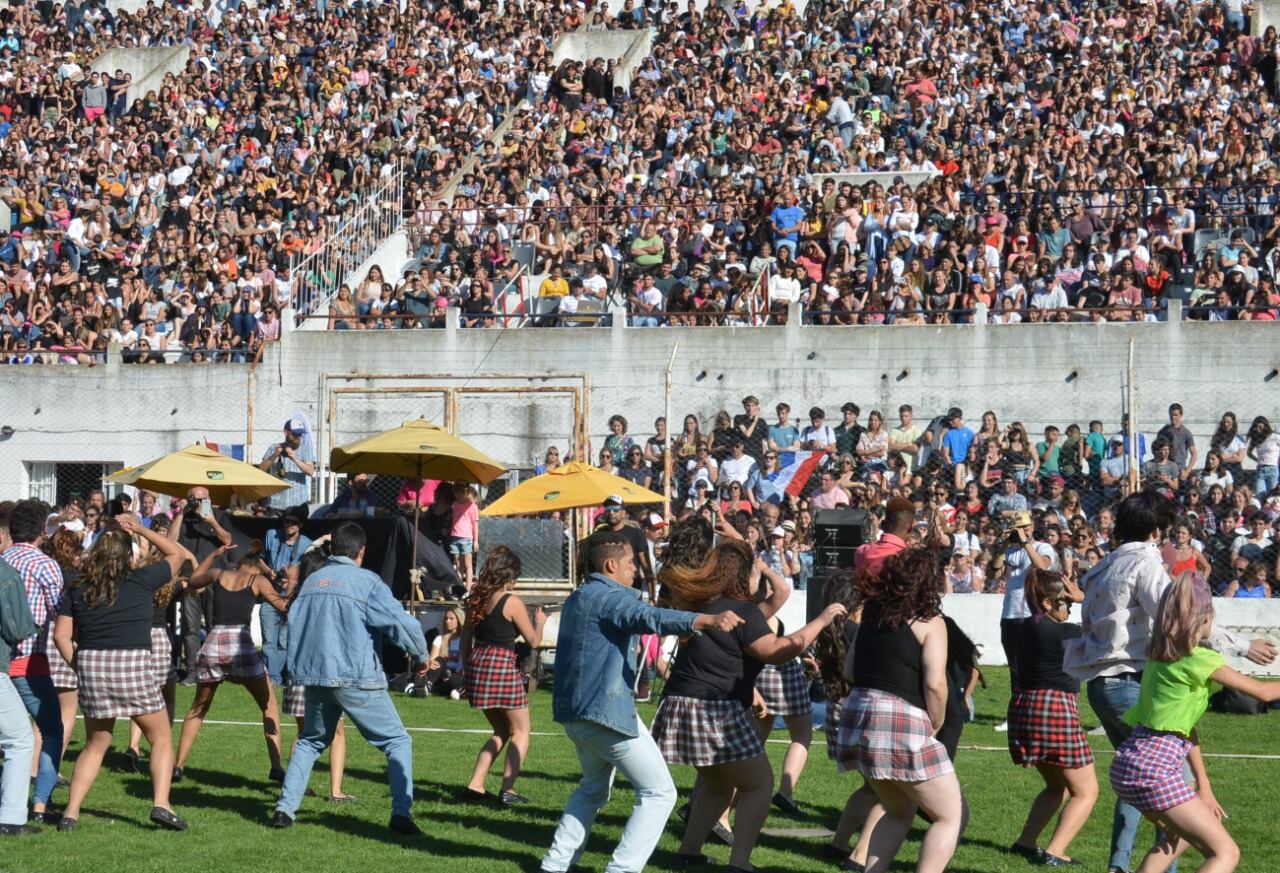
[289, 166, 404, 322]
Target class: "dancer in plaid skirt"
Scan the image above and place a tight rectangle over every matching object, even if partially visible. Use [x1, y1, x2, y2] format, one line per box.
[123, 584, 180, 773]
[175, 542, 288, 783]
[1006, 569, 1096, 867]
[43, 527, 84, 777]
[653, 539, 845, 871]
[1109, 572, 1280, 873]
[837, 547, 967, 873]
[753, 611, 815, 817]
[51, 518, 192, 832]
[461, 546, 546, 805]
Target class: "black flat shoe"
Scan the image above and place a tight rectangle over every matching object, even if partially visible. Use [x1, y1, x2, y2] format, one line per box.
[122, 748, 142, 774]
[327, 794, 357, 805]
[821, 844, 849, 859]
[56, 817, 78, 832]
[389, 815, 421, 836]
[500, 790, 530, 805]
[150, 806, 188, 832]
[268, 810, 294, 829]
[840, 862, 865, 873]
[0, 823, 42, 836]
[676, 802, 691, 822]
[1009, 843, 1041, 861]
[771, 792, 801, 817]
[712, 820, 734, 846]
[54, 774, 70, 789]
[460, 788, 499, 805]
[671, 853, 710, 866]
[171, 767, 184, 784]
[268, 767, 287, 784]
[1041, 854, 1081, 868]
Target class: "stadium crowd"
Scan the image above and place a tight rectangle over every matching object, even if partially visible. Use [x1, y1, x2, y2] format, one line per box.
[5, 0, 1280, 359]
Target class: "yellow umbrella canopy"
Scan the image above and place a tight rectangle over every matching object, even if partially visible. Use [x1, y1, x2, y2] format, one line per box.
[106, 444, 290, 504]
[329, 419, 507, 484]
[482, 461, 665, 516]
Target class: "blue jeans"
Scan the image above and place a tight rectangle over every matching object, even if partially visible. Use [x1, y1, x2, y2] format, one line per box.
[277, 687, 413, 819]
[1255, 465, 1278, 497]
[12, 673, 63, 806]
[259, 608, 287, 686]
[1088, 675, 1178, 873]
[0, 674, 35, 825]
[542, 720, 676, 873]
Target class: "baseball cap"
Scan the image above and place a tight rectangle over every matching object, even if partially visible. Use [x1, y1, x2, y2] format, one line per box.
[770, 526, 785, 538]
[285, 417, 307, 434]
[602, 494, 624, 510]
[1047, 474, 1066, 486]
[646, 512, 666, 528]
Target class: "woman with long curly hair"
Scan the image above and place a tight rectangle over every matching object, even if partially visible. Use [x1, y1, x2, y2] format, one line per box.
[460, 546, 546, 805]
[653, 539, 846, 870]
[42, 526, 83, 773]
[51, 517, 193, 831]
[836, 547, 968, 873]
[1006, 569, 1097, 866]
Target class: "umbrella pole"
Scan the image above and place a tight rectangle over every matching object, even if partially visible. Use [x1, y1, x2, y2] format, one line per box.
[411, 480, 421, 611]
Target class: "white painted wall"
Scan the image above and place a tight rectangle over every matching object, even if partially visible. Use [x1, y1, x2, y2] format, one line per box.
[88, 45, 189, 107]
[552, 29, 653, 91]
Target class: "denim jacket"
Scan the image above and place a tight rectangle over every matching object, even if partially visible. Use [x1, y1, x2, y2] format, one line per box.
[1, 558, 38, 674]
[285, 556, 428, 689]
[552, 572, 700, 736]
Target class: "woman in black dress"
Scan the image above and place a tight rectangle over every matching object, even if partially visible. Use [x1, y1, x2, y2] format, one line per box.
[653, 539, 845, 871]
[52, 517, 192, 831]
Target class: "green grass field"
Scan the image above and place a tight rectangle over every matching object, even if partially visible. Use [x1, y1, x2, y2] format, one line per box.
[1, 667, 1276, 873]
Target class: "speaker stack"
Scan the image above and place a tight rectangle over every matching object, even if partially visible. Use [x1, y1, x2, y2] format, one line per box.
[806, 508, 870, 620]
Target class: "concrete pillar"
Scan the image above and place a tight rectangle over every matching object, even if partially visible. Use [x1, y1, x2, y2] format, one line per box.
[973, 302, 988, 326]
[1166, 298, 1183, 324]
[610, 302, 628, 338]
[786, 300, 803, 341]
[444, 304, 460, 332]
[106, 341, 122, 374]
[1254, 0, 1280, 36]
[280, 307, 297, 338]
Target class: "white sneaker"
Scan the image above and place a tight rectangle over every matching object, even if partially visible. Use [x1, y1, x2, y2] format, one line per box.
[1088, 725, 1107, 736]
[994, 720, 1009, 732]
[449, 689, 462, 701]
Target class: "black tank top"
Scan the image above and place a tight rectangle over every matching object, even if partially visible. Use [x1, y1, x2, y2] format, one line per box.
[852, 601, 927, 710]
[212, 574, 257, 626]
[474, 593, 518, 649]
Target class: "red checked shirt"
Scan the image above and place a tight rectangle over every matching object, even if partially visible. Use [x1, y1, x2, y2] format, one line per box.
[1, 543, 64, 677]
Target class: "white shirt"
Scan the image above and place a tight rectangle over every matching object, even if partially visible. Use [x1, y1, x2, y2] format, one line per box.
[719, 454, 755, 486]
[1001, 541, 1060, 620]
[1063, 541, 1250, 681]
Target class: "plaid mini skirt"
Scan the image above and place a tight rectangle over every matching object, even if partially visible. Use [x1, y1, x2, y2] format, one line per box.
[467, 645, 528, 710]
[756, 659, 812, 717]
[651, 695, 766, 767]
[1110, 726, 1196, 812]
[196, 625, 265, 684]
[283, 684, 306, 719]
[46, 628, 77, 690]
[77, 648, 164, 719]
[1008, 688, 1094, 769]
[837, 687, 954, 782]
[150, 626, 177, 688]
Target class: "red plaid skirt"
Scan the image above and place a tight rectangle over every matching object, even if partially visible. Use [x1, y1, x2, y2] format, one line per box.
[77, 648, 164, 719]
[651, 695, 765, 767]
[196, 625, 265, 684]
[46, 628, 77, 690]
[1110, 726, 1196, 812]
[837, 687, 954, 782]
[466, 645, 527, 710]
[756, 659, 812, 717]
[1008, 688, 1094, 769]
[150, 626, 177, 688]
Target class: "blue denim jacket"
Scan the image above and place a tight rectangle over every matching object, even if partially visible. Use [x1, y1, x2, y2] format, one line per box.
[285, 556, 428, 689]
[552, 572, 700, 736]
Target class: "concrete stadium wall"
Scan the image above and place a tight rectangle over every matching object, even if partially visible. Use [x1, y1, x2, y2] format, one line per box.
[88, 45, 189, 107]
[3, 317, 1280, 498]
[552, 30, 653, 91]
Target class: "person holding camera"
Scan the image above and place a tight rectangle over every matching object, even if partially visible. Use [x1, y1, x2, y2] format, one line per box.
[165, 487, 232, 684]
[261, 505, 311, 688]
[259, 418, 316, 512]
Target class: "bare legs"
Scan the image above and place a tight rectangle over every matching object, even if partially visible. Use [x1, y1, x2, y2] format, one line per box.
[63, 710, 176, 822]
[1136, 800, 1240, 873]
[176, 677, 282, 773]
[1014, 763, 1099, 861]
[756, 712, 812, 803]
[830, 784, 886, 868]
[467, 707, 530, 795]
[864, 773, 968, 873]
[680, 755, 775, 871]
[290, 715, 350, 798]
[129, 682, 175, 755]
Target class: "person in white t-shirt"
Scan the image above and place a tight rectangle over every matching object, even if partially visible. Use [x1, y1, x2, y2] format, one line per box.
[800, 407, 836, 453]
[718, 439, 757, 487]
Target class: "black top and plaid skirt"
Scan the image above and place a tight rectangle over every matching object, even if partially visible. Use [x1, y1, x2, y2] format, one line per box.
[651, 597, 771, 767]
[755, 618, 813, 718]
[195, 575, 267, 684]
[1007, 618, 1093, 769]
[60, 563, 172, 719]
[467, 593, 528, 710]
[836, 602, 953, 782]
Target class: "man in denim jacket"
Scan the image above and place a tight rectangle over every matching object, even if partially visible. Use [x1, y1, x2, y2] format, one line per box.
[1, 557, 38, 835]
[270, 523, 428, 835]
[541, 531, 743, 873]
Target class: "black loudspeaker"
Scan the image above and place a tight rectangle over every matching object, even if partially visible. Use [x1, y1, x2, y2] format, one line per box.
[807, 509, 870, 621]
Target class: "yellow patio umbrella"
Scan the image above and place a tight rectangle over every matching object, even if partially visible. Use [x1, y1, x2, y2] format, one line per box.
[481, 461, 665, 517]
[105, 443, 290, 505]
[329, 419, 507, 599]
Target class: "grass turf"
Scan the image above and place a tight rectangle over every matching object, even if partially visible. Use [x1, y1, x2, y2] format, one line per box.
[1, 667, 1277, 873]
